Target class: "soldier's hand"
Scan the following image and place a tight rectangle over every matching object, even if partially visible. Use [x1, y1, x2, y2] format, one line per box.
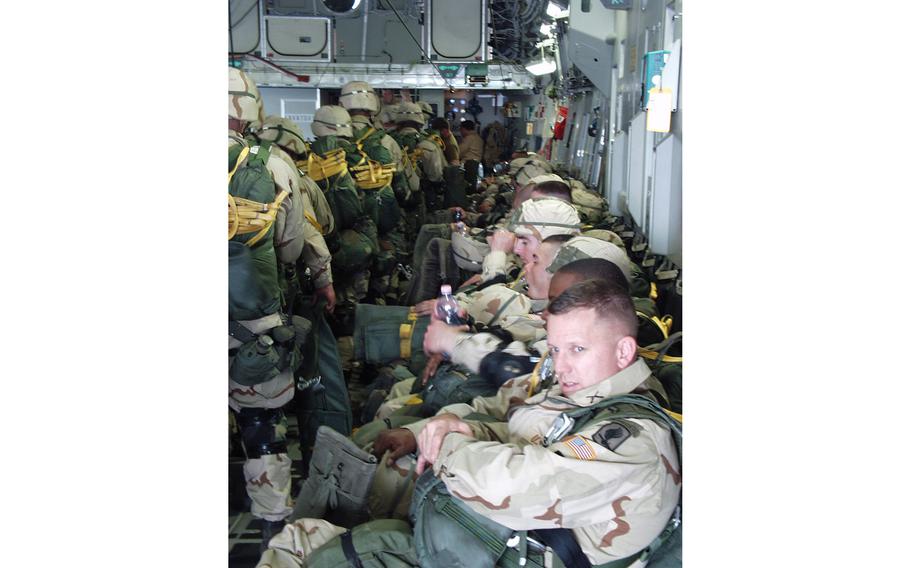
[373, 428, 417, 466]
[423, 319, 469, 356]
[314, 284, 336, 313]
[416, 413, 474, 474]
[413, 299, 437, 317]
[460, 274, 482, 289]
[488, 229, 515, 253]
[421, 352, 444, 385]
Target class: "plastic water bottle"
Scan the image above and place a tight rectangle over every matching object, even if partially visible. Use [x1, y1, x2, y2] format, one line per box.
[436, 284, 466, 325]
[453, 210, 469, 236]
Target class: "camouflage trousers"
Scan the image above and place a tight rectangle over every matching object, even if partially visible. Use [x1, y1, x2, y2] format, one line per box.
[231, 401, 294, 522]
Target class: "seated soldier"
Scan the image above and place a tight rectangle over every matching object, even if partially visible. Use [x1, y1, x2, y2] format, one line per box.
[258, 280, 680, 568]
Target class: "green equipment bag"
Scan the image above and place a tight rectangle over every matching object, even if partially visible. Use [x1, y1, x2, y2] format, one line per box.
[351, 414, 424, 451]
[228, 316, 311, 387]
[640, 332, 683, 414]
[442, 164, 469, 209]
[334, 228, 377, 276]
[634, 297, 672, 348]
[410, 394, 682, 568]
[228, 141, 282, 321]
[295, 296, 354, 467]
[418, 363, 500, 418]
[354, 304, 431, 375]
[306, 519, 419, 568]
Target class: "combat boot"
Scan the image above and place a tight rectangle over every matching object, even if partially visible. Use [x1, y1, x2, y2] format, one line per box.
[259, 519, 286, 555]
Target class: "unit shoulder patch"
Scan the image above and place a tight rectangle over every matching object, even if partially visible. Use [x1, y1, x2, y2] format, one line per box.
[593, 422, 632, 452]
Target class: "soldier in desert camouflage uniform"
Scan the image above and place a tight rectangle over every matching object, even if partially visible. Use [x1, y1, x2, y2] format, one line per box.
[256, 279, 679, 568]
[228, 67, 315, 547]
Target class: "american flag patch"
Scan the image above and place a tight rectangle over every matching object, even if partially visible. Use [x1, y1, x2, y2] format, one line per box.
[564, 436, 597, 461]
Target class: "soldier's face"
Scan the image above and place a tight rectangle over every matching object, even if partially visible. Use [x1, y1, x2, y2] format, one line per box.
[547, 307, 624, 396]
[525, 242, 561, 300]
[513, 234, 540, 264]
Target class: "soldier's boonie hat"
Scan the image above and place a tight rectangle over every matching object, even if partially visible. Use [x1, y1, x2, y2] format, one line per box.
[508, 197, 581, 241]
[465, 284, 532, 327]
[451, 231, 491, 272]
[228, 67, 262, 122]
[547, 235, 637, 282]
[257, 115, 309, 155]
[312, 105, 353, 138]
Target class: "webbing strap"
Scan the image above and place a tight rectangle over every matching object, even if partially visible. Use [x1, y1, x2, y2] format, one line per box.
[228, 320, 257, 344]
[527, 356, 546, 397]
[228, 146, 250, 183]
[303, 149, 348, 181]
[398, 310, 418, 359]
[486, 292, 520, 328]
[339, 531, 365, 568]
[229, 189, 290, 246]
[303, 210, 323, 233]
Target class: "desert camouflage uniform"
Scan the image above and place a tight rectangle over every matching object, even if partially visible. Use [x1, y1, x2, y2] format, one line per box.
[259, 359, 677, 566]
[228, 130, 303, 522]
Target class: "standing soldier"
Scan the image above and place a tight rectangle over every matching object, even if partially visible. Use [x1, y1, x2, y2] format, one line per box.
[390, 101, 446, 224]
[339, 82, 411, 302]
[228, 67, 313, 549]
[303, 105, 378, 312]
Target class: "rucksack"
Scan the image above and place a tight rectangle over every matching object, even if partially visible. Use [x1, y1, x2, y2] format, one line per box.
[228, 140, 283, 321]
[410, 394, 682, 568]
[640, 332, 683, 414]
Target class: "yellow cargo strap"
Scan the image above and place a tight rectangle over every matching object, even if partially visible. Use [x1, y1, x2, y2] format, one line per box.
[665, 409, 683, 423]
[399, 309, 419, 359]
[301, 149, 348, 181]
[407, 147, 424, 170]
[303, 210, 323, 234]
[638, 347, 683, 364]
[508, 268, 527, 291]
[404, 395, 423, 406]
[228, 189, 290, 246]
[354, 127, 377, 146]
[527, 356, 546, 397]
[352, 158, 396, 189]
[637, 311, 673, 340]
[228, 146, 250, 184]
[426, 133, 445, 149]
[649, 282, 658, 302]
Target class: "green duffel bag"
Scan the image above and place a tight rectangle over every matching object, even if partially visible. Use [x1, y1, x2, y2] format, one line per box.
[640, 332, 683, 414]
[307, 519, 419, 568]
[354, 304, 430, 374]
[228, 316, 311, 387]
[375, 185, 401, 235]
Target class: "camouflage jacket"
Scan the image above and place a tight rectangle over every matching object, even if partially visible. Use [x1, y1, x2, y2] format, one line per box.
[394, 126, 445, 182]
[430, 358, 681, 564]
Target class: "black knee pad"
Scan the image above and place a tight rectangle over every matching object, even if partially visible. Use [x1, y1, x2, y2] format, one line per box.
[236, 407, 288, 459]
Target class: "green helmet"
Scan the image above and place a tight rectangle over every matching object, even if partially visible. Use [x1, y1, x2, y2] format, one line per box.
[312, 105, 353, 138]
[228, 67, 262, 123]
[340, 81, 379, 114]
[257, 115, 309, 155]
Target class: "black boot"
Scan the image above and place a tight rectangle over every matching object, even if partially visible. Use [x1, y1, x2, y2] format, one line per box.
[259, 519, 286, 555]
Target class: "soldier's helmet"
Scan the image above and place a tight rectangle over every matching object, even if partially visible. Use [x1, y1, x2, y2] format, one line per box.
[312, 105, 353, 138]
[547, 235, 637, 283]
[417, 100, 434, 120]
[377, 103, 399, 126]
[393, 102, 425, 125]
[257, 115, 309, 155]
[339, 81, 379, 114]
[228, 67, 262, 123]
